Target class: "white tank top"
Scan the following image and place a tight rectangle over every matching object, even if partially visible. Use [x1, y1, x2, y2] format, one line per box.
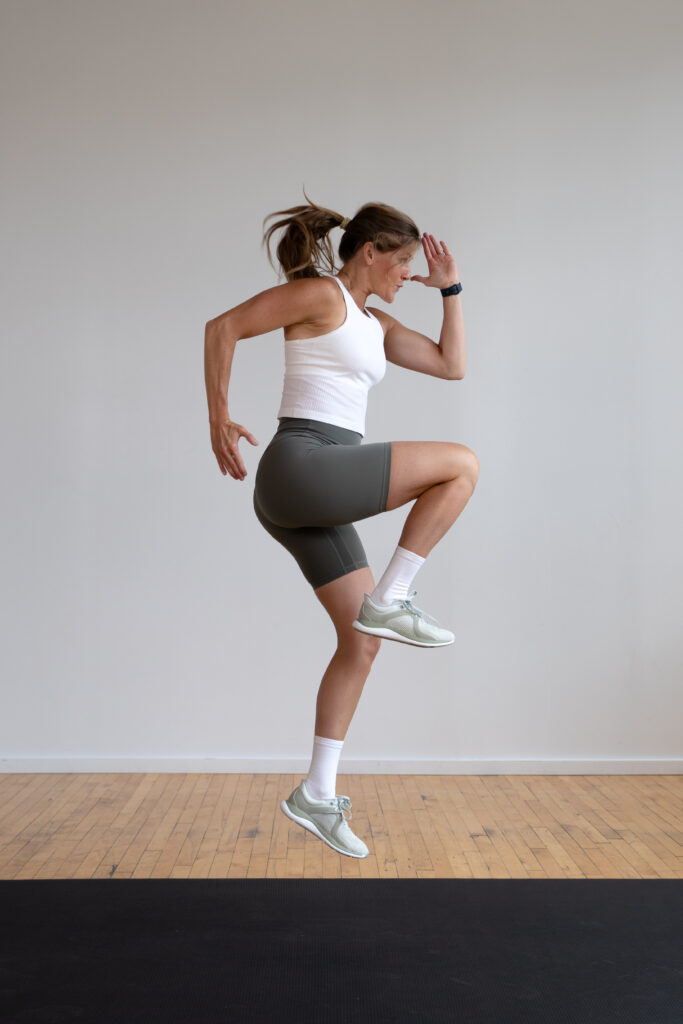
[277, 275, 386, 436]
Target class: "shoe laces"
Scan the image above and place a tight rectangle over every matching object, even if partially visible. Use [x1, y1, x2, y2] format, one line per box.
[332, 795, 352, 820]
[397, 591, 441, 627]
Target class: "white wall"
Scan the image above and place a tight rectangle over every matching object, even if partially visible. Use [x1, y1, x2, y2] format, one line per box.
[2, 0, 681, 773]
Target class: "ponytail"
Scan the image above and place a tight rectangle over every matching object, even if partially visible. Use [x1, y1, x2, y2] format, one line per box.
[262, 187, 420, 281]
[262, 187, 344, 281]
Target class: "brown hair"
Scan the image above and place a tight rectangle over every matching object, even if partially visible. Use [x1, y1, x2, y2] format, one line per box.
[262, 187, 421, 281]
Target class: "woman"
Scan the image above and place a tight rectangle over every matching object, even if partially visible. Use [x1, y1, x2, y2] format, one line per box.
[204, 195, 479, 860]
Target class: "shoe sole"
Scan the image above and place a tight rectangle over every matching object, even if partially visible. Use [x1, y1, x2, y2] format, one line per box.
[351, 619, 454, 648]
[280, 799, 369, 859]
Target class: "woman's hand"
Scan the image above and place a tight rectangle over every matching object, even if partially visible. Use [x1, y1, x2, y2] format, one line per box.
[411, 232, 460, 289]
[210, 418, 258, 480]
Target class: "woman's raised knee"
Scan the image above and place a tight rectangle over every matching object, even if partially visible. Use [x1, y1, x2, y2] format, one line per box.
[387, 440, 479, 510]
[444, 442, 481, 485]
[455, 445, 479, 486]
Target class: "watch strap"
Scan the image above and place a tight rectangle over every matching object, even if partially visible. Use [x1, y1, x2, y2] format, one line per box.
[440, 282, 463, 297]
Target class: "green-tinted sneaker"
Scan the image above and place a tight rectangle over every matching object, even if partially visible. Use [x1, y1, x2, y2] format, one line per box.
[351, 590, 455, 647]
[280, 780, 370, 859]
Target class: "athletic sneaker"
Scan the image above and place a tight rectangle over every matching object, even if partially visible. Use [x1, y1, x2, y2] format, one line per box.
[280, 779, 369, 859]
[351, 590, 455, 647]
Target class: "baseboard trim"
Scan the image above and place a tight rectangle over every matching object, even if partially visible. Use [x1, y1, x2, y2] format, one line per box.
[1, 757, 681, 774]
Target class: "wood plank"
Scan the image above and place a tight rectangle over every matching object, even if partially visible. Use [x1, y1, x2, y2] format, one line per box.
[189, 774, 240, 878]
[207, 775, 253, 878]
[0, 772, 680, 880]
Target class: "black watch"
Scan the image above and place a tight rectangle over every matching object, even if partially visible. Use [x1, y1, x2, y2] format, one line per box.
[440, 282, 463, 297]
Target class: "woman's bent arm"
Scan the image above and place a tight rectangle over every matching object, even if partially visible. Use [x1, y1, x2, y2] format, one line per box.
[204, 278, 335, 479]
[204, 321, 258, 480]
[204, 319, 238, 425]
[204, 277, 335, 421]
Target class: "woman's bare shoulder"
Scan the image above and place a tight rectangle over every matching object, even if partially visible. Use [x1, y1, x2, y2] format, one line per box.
[283, 276, 345, 340]
[280, 275, 341, 308]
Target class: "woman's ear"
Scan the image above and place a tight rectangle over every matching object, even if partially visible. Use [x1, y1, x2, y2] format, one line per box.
[362, 241, 375, 265]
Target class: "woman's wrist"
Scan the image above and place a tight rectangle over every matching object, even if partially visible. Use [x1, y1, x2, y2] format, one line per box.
[210, 411, 230, 425]
[440, 281, 462, 296]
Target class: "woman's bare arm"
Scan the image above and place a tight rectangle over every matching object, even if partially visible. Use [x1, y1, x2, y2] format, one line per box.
[368, 293, 465, 380]
[204, 277, 336, 479]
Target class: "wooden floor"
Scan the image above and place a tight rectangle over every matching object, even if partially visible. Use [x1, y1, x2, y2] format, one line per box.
[0, 773, 681, 880]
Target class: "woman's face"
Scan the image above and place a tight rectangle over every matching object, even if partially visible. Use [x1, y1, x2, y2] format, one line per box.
[372, 243, 420, 302]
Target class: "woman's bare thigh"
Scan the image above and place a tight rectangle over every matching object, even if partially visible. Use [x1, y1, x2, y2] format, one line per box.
[386, 441, 479, 511]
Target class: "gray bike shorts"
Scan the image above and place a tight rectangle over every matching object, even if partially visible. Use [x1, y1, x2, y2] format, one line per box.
[253, 417, 393, 590]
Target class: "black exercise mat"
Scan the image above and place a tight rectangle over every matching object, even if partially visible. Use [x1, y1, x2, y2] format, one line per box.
[1, 879, 681, 1023]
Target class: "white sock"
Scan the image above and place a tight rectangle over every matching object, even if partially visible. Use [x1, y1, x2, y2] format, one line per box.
[370, 545, 426, 605]
[305, 734, 344, 800]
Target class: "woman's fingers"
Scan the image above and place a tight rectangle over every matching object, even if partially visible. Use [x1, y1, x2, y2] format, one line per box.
[423, 232, 449, 261]
[224, 443, 245, 479]
[211, 420, 258, 479]
[224, 458, 243, 480]
[219, 449, 238, 478]
[212, 429, 240, 478]
[414, 233, 459, 289]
